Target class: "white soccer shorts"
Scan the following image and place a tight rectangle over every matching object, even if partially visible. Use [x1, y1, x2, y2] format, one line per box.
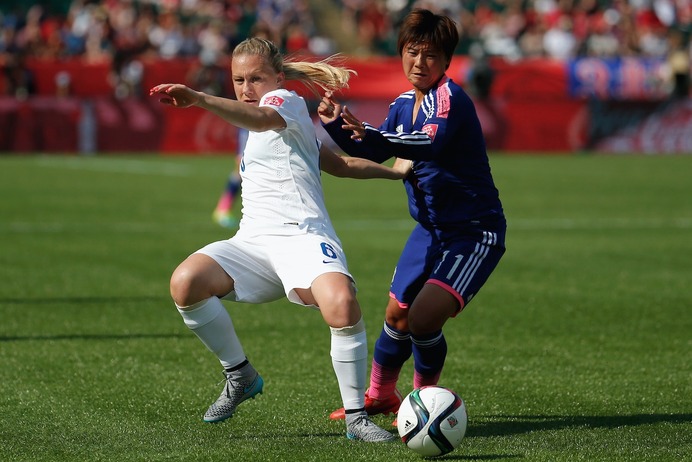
[195, 231, 353, 307]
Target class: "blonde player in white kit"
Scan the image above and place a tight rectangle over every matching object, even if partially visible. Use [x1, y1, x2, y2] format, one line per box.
[150, 38, 410, 442]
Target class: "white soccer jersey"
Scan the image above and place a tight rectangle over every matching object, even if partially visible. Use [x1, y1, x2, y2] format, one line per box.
[237, 89, 335, 237]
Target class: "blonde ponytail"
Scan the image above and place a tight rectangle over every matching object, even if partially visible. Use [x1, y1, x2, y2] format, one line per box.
[283, 55, 355, 95]
[233, 38, 355, 97]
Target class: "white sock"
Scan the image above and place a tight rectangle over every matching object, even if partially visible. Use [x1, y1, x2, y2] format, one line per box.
[177, 297, 246, 370]
[330, 318, 367, 412]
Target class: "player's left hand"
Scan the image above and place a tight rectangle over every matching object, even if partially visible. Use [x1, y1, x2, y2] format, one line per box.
[341, 106, 366, 141]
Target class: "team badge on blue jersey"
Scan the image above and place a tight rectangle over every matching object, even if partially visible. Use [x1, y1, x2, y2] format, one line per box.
[422, 124, 438, 141]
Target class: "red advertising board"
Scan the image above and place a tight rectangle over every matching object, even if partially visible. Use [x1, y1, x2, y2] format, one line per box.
[0, 57, 688, 153]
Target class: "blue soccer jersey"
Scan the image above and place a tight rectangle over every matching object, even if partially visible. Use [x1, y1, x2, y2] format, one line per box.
[323, 76, 506, 309]
[323, 76, 505, 237]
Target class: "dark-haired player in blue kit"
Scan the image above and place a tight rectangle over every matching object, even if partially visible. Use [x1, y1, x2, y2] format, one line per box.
[319, 8, 507, 422]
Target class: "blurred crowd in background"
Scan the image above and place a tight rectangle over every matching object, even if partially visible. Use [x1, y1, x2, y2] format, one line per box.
[1, 0, 690, 98]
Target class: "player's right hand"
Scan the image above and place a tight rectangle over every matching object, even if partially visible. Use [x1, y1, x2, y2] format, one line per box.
[318, 91, 341, 124]
[149, 84, 200, 108]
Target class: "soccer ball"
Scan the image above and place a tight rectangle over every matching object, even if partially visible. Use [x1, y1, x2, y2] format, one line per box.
[397, 386, 467, 457]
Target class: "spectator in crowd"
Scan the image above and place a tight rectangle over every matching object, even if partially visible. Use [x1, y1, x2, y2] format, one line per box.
[1, 50, 34, 98]
[667, 27, 691, 98]
[1, 0, 690, 63]
[543, 14, 578, 59]
[0, 0, 690, 99]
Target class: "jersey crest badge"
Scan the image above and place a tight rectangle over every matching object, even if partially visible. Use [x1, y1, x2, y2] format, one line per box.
[422, 123, 438, 141]
[264, 95, 285, 107]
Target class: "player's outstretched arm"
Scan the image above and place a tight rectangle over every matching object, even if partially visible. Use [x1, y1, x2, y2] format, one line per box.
[149, 84, 285, 132]
[319, 144, 409, 180]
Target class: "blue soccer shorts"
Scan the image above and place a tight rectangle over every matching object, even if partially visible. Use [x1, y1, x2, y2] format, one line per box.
[389, 223, 505, 315]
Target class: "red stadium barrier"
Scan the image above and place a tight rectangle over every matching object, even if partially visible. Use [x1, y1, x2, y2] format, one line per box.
[156, 104, 239, 154]
[26, 58, 113, 97]
[0, 57, 687, 153]
[93, 97, 163, 152]
[491, 58, 569, 100]
[0, 96, 80, 152]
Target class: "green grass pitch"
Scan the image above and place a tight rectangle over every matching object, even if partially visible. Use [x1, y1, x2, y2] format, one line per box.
[0, 153, 690, 461]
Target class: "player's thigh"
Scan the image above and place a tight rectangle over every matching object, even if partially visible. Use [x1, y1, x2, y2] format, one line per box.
[307, 272, 361, 328]
[408, 284, 459, 334]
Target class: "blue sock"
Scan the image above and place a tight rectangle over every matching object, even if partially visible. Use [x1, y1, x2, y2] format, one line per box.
[412, 330, 447, 386]
[370, 322, 412, 398]
[373, 322, 412, 368]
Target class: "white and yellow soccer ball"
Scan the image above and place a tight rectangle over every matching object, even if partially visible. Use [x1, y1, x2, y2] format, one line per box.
[397, 386, 468, 457]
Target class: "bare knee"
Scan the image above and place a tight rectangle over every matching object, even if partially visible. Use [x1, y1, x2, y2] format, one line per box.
[313, 278, 361, 328]
[328, 288, 360, 327]
[169, 254, 233, 307]
[307, 273, 360, 327]
[333, 284, 358, 308]
[384, 298, 409, 332]
[170, 265, 199, 307]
